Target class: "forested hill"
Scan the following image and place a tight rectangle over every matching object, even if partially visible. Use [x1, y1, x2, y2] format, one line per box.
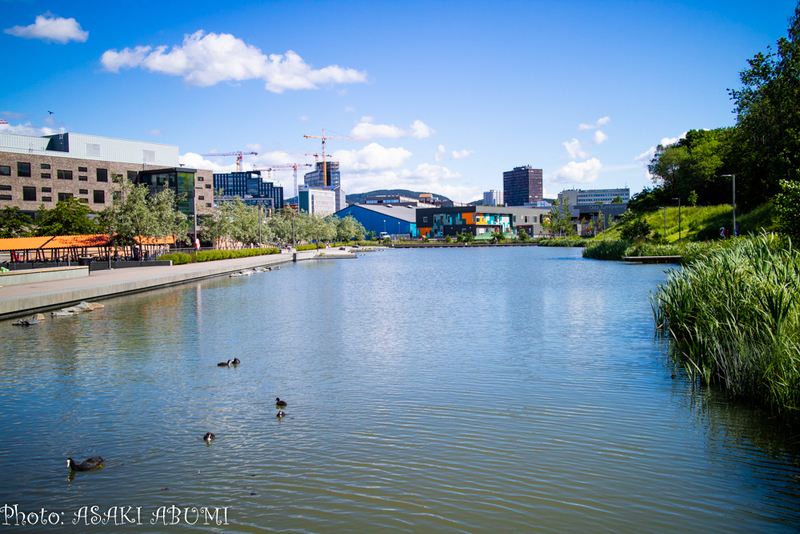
[345, 190, 451, 205]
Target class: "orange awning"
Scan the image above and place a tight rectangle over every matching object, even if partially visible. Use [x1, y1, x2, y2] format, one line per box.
[43, 234, 111, 249]
[133, 235, 176, 245]
[0, 236, 54, 251]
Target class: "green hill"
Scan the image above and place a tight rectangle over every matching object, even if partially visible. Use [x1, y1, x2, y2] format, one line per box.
[345, 189, 451, 205]
[601, 203, 776, 242]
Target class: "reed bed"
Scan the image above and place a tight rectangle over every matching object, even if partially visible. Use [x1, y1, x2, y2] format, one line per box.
[652, 233, 800, 412]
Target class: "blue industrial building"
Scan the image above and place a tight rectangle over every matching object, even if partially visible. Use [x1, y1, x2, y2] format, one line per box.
[335, 203, 418, 237]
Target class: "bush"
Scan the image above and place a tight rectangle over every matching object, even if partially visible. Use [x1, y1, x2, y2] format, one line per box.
[158, 252, 195, 264]
[582, 239, 631, 260]
[653, 233, 800, 413]
[539, 237, 585, 247]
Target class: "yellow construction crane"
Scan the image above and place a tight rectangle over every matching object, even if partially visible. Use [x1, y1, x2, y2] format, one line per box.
[303, 129, 367, 186]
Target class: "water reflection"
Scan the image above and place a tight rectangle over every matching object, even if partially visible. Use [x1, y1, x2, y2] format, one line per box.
[1, 247, 799, 532]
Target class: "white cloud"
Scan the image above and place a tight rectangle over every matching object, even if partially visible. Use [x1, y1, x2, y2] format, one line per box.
[563, 138, 589, 159]
[451, 149, 473, 159]
[0, 122, 55, 136]
[553, 158, 602, 183]
[592, 130, 609, 144]
[299, 115, 309, 121]
[635, 132, 688, 178]
[145, 129, 165, 137]
[435, 144, 446, 162]
[333, 143, 412, 171]
[101, 30, 367, 93]
[350, 117, 435, 140]
[180, 152, 237, 173]
[578, 116, 610, 130]
[344, 106, 355, 113]
[5, 14, 88, 44]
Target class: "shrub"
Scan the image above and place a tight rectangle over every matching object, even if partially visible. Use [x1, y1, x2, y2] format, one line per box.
[582, 239, 630, 260]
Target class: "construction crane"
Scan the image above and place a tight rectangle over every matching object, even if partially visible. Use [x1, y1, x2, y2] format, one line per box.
[200, 151, 258, 172]
[254, 163, 313, 198]
[278, 151, 331, 198]
[303, 129, 367, 186]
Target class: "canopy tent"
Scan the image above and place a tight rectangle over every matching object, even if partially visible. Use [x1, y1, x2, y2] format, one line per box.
[0, 234, 176, 262]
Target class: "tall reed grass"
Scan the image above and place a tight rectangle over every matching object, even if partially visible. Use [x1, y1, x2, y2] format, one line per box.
[652, 233, 800, 413]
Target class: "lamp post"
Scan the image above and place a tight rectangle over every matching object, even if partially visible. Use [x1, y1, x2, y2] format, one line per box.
[672, 198, 681, 240]
[721, 174, 736, 236]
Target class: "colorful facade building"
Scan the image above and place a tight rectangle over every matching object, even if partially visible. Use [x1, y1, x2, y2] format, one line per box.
[416, 206, 550, 238]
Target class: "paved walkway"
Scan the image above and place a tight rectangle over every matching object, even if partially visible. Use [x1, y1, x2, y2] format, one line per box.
[0, 251, 298, 319]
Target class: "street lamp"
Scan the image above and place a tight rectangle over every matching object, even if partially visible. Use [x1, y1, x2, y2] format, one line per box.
[721, 174, 736, 236]
[672, 198, 681, 240]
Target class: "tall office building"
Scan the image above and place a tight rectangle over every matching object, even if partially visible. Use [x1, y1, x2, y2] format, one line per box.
[503, 166, 542, 207]
[483, 189, 504, 206]
[212, 171, 284, 210]
[304, 161, 340, 188]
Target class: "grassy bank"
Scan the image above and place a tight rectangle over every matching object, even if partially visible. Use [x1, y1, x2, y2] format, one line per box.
[599, 202, 775, 243]
[582, 239, 724, 263]
[652, 233, 800, 413]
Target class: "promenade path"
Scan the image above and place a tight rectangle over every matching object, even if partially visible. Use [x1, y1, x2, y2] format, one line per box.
[0, 251, 298, 319]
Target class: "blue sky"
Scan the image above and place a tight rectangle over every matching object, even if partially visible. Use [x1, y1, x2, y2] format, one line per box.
[2, 0, 798, 202]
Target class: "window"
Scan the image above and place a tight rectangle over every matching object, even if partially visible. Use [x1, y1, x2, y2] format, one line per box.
[79, 175, 88, 181]
[57, 170, 73, 180]
[23, 186, 36, 201]
[78, 198, 89, 203]
[42, 196, 52, 202]
[78, 166, 88, 172]
[205, 184, 211, 189]
[0, 185, 10, 191]
[41, 173, 51, 179]
[41, 187, 51, 192]
[198, 176, 204, 181]
[127, 171, 137, 182]
[17, 162, 31, 177]
[206, 203, 211, 207]
[96, 168, 108, 182]
[41, 163, 51, 169]
[0, 194, 11, 200]
[198, 195, 205, 200]
[93, 190, 105, 204]
[79, 189, 89, 195]
[58, 192, 73, 201]
[0, 165, 10, 176]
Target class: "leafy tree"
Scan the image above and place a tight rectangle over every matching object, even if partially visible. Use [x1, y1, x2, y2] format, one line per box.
[730, 5, 800, 209]
[619, 215, 651, 242]
[490, 231, 505, 243]
[688, 190, 698, 206]
[202, 201, 234, 248]
[775, 179, 800, 241]
[0, 207, 32, 238]
[104, 181, 188, 246]
[301, 213, 337, 247]
[517, 228, 530, 241]
[456, 231, 474, 243]
[444, 235, 452, 243]
[335, 215, 365, 241]
[611, 196, 623, 203]
[34, 197, 100, 236]
[542, 198, 575, 237]
[266, 208, 297, 244]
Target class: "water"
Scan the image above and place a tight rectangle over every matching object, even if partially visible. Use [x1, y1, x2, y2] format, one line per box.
[1, 247, 799, 532]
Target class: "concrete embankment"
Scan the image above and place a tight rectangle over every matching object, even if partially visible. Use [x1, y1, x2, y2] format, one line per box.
[1, 252, 300, 319]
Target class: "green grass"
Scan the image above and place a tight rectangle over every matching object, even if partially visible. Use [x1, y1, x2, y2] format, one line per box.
[599, 202, 776, 243]
[652, 232, 800, 413]
[537, 237, 586, 247]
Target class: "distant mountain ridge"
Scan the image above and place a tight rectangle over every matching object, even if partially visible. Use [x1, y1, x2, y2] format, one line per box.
[345, 189, 452, 205]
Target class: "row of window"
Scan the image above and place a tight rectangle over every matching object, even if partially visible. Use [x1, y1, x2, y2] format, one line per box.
[1, 163, 111, 182]
[6, 186, 106, 204]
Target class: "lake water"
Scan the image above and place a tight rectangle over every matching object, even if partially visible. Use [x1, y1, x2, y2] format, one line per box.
[1, 247, 799, 532]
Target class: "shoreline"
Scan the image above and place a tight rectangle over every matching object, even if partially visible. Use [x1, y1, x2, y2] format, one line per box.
[0, 249, 357, 320]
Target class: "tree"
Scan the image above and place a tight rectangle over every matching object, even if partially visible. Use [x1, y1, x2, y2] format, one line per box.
[542, 198, 575, 237]
[266, 208, 296, 245]
[0, 207, 32, 238]
[490, 231, 505, 243]
[729, 5, 800, 209]
[335, 215, 365, 241]
[612, 196, 623, 203]
[301, 213, 337, 246]
[34, 197, 100, 236]
[104, 180, 188, 247]
[775, 179, 800, 241]
[517, 228, 530, 241]
[687, 190, 698, 207]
